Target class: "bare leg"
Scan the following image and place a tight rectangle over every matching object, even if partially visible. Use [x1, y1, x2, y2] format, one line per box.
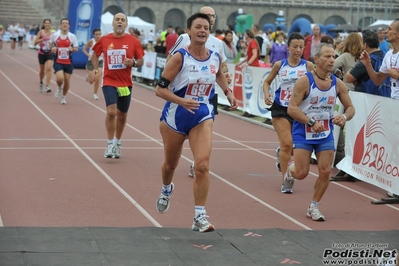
[188, 120, 213, 206]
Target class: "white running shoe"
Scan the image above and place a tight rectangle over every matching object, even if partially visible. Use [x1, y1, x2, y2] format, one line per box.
[55, 87, 62, 98]
[188, 164, 195, 178]
[156, 183, 174, 213]
[93, 94, 99, 100]
[192, 214, 215, 232]
[104, 144, 114, 158]
[45, 86, 51, 93]
[113, 144, 121, 158]
[60, 97, 66, 105]
[307, 206, 325, 221]
[282, 161, 295, 192]
[281, 184, 293, 194]
[39, 83, 43, 93]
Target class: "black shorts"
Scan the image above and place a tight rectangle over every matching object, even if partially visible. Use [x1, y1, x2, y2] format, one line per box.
[53, 62, 73, 75]
[18, 36, 24, 42]
[10, 37, 17, 42]
[210, 93, 218, 115]
[38, 53, 53, 65]
[102, 86, 132, 113]
[269, 102, 293, 123]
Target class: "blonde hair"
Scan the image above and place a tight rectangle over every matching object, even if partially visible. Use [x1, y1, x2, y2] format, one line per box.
[342, 33, 363, 59]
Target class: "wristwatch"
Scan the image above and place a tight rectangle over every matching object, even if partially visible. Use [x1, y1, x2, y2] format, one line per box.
[307, 118, 316, 127]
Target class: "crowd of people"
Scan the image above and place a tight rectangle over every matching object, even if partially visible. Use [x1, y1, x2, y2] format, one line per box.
[4, 10, 398, 234]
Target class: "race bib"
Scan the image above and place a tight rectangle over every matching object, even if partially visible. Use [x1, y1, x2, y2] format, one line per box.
[58, 47, 69, 59]
[185, 76, 214, 103]
[279, 86, 293, 106]
[107, 49, 126, 70]
[305, 111, 331, 140]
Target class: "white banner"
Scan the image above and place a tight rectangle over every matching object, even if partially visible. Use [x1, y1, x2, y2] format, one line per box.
[337, 91, 399, 195]
[140, 51, 157, 80]
[218, 64, 272, 120]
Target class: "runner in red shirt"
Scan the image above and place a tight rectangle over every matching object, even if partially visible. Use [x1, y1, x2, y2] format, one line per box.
[89, 12, 145, 159]
[50, 18, 78, 104]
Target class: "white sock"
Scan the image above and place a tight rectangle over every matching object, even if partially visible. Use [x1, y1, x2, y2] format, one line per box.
[195, 206, 206, 218]
[113, 138, 121, 145]
[310, 201, 319, 209]
[162, 184, 172, 195]
[107, 140, 113, 145]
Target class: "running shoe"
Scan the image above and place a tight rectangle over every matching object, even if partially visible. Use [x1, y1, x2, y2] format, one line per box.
[93, 94, 99, 100]
[104, 144, 114, 158]
[275, 147, 281, 172]
[156, 183, 174, 213]
[113, 144, 121, 159]
[307, 206, 325, 221]
[283, 161, 295, 192]
[55, 87, 62, 98]
[192, 214, 215, 232]
[281, 183, 293, 194]
[60, 97, 66, 105]
[45, 86, 51, 93]
[189, 164, 195, 178]
[39, 83, 43, 93]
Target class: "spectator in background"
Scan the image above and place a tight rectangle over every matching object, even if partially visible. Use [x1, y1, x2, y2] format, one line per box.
[147, 29, 155, 49]
[334, 38, 344, 57]
[227, 24, 239, 50]
[236, 29, 260, 67]
[164, 25, 178, 55]
[270, 26, 283, 42]
[215, 29, 224, 40]
[360, 20, 399, 100]
[346, 30, 385, 94]
[176, 28, 184, 36]
[331, 32, 363, 165]
[332, 32, 363, 91]
[29, 24, 37, 49]
[252, 24, 269, 61]
[377, 27, 390, 54]
[160, 29, 167, 46]
[320, 35, 334, 45]
[222, 29, 237, 63]
[303, 24, 322, 62]
[270, 32, 288, 65]
[154, 37, 166, 54]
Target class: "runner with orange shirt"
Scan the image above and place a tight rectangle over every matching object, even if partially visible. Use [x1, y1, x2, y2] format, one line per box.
[89, 13, 144, 159]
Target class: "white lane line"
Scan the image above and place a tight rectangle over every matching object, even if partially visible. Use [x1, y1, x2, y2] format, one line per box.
[0, 69, 162, 228]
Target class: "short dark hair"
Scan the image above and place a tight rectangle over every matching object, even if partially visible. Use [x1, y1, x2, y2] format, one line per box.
[287, 32, 304, 46]
[92, 28, 101, 34]
[362, 30, 379, 49]
[186, 13, 210, 29]
[60, 18, 69, 25]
